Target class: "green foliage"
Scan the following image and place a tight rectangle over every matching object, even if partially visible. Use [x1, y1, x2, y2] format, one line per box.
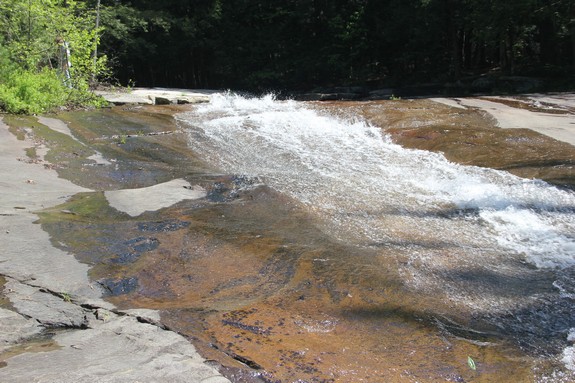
[95, 0, 575, 91]
[0, 56, 107, 114]
[0, 67, 67, 114]
[97, 0, 222, 88]
[0, 0, 108, 114]
[60, 292, 72, 303]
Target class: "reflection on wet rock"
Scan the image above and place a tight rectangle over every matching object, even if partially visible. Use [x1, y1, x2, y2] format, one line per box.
[138, 220, 191, 232]
[34, 97, 575, 383]
[98, 277, 139, 296]
[206, 175, 262, 202]
[110, 237, 159, 264]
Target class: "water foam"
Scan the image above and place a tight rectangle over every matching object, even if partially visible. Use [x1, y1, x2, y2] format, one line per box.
[560, 328, 575, 375]
[178, 93, 575, 270]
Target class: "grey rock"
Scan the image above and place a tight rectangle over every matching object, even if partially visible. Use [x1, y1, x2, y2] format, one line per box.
[95, 88, 213, 105]
[336, 92, 363, 100]
[369, 88, 395, 98]
[0, 315, 230, 383]
[0, 118, 230, 382]
[471, 76, 494, 91]
[119, 308, 162, 326]
[296, 93, 339, 101]
[0, 307, 42, 352]
[471, 76, 542, 93]
[5, 279, 90, 328]
[153, 96, 172, 105]
[95, 91, 155, 105]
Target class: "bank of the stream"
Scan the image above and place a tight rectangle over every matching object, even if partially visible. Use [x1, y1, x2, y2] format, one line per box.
[1, 96, 574, 382]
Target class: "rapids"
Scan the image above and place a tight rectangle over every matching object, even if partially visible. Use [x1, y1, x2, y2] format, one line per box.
[176, 92, 575, 380]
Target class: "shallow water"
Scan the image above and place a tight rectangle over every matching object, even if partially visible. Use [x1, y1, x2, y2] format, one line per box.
[31, 96, 575, 382]
[175, 93, 575, 381]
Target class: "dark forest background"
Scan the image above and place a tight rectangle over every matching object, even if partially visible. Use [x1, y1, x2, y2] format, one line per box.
[95, 0, 575, 93]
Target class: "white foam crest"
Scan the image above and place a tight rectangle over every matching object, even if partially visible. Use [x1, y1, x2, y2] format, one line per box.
[177, 92, 575, 269]
[554, 328, 575, 382]
[198, 92, 292, 115]
[563, 345, 575, 372]
[416, 163, 575, 268]
[480, 207, 575, 268]
[568, 329, 575, 342]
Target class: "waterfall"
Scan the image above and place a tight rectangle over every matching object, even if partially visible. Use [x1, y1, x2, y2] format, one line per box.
[177, 92, 575, 270]
[176, 92, 575, 376]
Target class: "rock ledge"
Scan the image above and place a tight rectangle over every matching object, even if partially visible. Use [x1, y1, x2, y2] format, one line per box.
[95, 87, 217, 105]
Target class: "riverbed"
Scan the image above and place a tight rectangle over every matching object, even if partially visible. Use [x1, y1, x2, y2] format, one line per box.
[1, 93, 574, 382]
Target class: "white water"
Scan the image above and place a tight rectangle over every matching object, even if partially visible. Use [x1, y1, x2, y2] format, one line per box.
[177, 93, 575, 269]
[177, 93, 575, 376]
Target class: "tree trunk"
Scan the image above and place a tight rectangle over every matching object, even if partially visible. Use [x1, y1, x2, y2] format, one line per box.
[571, 17, 575, 71]
[538, 16, 557, 65]
[446, 0, 461, 80]
[499, 37, 507, 73]
[92, 0, 101, 84]
[570, 5, 575, 72]
[508, 28, 515, 75]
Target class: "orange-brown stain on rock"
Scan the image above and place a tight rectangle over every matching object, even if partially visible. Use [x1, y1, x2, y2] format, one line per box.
[36, 101, 575, 383]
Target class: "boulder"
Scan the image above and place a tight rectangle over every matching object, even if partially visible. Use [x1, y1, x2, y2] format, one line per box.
[471, 76, 542, 93]
[95, 88, 214, 105]
[368, 88, 395, 99]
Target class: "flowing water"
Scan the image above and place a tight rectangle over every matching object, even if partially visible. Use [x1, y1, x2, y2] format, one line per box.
[173, 93, 575, 381]
[26, 95, 575, 382]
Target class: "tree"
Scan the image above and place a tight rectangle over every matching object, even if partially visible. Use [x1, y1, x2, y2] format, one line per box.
[93, 0, 575, 92]
[95, 0, 222, 88]
[0, 0, 107, 113]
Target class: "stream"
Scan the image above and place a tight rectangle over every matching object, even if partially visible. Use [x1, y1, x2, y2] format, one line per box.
[34, 93, 575, 382]
[176, 93, 575, 382]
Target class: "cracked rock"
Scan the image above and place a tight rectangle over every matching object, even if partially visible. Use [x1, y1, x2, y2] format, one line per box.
[0, 307, 42, 352]
[5, 279, 90, 329]
[0, 315, 230, 383]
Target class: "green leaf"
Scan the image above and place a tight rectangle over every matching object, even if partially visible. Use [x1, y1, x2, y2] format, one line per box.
[467, 356, 477, 371]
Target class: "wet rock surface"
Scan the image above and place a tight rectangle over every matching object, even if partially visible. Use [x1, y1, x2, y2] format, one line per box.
[0, 110, 230, 382]
[316, 99, 575, 190]
[1, 96, 574, 382]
